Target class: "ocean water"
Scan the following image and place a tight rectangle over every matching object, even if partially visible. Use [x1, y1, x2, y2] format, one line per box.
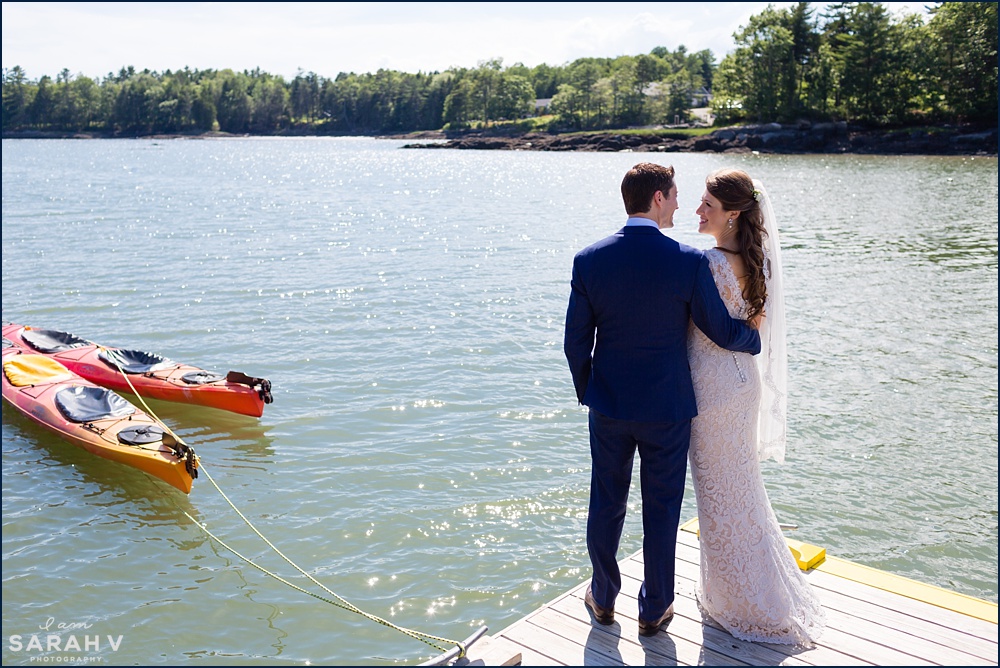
[2, 137, 996, 665]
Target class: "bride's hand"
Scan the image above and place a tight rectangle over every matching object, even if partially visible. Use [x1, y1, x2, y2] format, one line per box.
[749, 311, 766, 330]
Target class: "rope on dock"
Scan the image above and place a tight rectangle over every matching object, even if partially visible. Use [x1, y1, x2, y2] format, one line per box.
[101, 347, 468, 659]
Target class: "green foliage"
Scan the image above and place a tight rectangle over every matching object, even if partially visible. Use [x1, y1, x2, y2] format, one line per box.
[2, 41, 714, 135]
[3, 4, 996, 136]
[714, 5, 801, 122]
[442, 58, 536, 126]
[712, 1, 998, 127]
[547, 46, 709, 130]
[2, 66, 35, 129]
[927, 2, 999, 122]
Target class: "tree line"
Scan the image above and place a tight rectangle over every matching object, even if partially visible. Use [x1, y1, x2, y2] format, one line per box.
[2, 2, 995, 137]
[0, 43, 713, 136]
[712, 1, 997, 125]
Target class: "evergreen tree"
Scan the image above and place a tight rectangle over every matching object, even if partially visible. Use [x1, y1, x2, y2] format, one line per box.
[714, 5, 796, 122]
[2, 66, 35, 130]
[838, 2, 894, 123]
[29, 75, 55, 128]
[928, 1, 999, 123]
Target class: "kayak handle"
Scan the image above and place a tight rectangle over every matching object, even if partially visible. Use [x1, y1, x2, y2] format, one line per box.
[226, 370, 273, 404]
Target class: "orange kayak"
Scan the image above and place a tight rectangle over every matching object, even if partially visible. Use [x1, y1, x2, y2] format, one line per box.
[2, 340, 198, 493]
[2, 323, 272, 417]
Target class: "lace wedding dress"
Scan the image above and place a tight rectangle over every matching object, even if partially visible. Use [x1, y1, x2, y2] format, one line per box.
[687, 248, 825, 645]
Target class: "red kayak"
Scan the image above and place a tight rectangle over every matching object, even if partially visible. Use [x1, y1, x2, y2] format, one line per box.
[2, 339, 198, 493]
[2, 323, 272, 417]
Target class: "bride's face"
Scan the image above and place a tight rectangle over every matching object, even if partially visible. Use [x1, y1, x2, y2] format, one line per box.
[696, 190, 737, 239]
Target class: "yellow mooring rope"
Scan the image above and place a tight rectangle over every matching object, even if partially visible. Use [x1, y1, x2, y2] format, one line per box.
[99, 347, 467, 658]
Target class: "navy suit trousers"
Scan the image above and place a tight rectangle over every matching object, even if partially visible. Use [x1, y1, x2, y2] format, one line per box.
[587, 409, 690, 622]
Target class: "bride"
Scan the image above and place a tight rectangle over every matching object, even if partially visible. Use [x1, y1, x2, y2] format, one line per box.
[687, 168, 825, 644]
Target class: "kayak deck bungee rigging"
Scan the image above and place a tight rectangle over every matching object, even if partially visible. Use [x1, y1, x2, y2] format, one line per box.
[2, 323, 273, 417]
[2, 341, 199, 493]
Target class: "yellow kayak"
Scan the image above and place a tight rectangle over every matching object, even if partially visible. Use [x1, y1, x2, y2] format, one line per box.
[2, 341, 198, 493]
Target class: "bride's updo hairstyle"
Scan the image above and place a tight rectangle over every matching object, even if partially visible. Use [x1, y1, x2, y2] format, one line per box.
[705, 168, 768, 321]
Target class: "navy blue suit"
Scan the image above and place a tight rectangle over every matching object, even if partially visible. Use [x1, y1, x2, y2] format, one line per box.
[564, 223, 760, 622]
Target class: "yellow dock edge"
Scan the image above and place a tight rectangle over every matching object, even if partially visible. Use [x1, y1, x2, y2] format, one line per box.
[679, 517, 998, 625]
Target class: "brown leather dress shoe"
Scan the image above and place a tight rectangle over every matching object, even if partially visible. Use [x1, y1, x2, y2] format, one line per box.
[637, 603, 674, 637]
[584, 587, 615, 625]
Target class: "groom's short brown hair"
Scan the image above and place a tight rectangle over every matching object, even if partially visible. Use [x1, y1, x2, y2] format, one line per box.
[621, 162, 675, 215]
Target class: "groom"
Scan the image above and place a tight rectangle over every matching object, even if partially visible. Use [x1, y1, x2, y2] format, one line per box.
[564, 162, 761, 636]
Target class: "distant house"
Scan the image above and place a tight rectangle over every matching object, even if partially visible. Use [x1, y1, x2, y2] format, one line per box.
[534, 98, 553, 114]
[641, 82, 712, 109]
[691, 86, 712, 108]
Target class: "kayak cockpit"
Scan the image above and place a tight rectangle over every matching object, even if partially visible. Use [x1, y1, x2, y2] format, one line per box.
[21, 327, 91, 353]
[55, 386, 136, 422]
[98, 348, 175, 374]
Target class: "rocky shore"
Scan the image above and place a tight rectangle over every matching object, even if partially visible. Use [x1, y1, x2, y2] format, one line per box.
[401, 122, 998, 156]
[5, 123, 996, 156]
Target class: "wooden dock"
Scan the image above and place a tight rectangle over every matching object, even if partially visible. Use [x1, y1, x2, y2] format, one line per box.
[459, 519, 998, 666]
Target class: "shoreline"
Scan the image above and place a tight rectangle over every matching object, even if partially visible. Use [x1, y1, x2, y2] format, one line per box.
[400, 123, 998, 157]
[3, 124, 996, 156]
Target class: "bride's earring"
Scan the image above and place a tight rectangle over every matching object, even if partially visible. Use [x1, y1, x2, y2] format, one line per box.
[727, 218, 734, 229]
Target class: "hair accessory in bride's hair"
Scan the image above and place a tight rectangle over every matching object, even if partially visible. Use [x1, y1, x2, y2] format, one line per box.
[752, 189, 763, 202]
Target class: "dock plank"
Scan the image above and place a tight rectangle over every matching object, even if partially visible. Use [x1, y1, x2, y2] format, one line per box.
[528, 607, 693, 666]
[804, 568, 998, 644]
[616, 557, 874, 666]
[558, 587, 807, 666]
[649, 549, 960, 666]
[475, 525, 998, 666]
[795, 580, 998, 662]
[454, 635, 523, 667]
[651, 554, 983, 665]
[502, 615, 613, 666]
[673, 533, 999, 644]
[549, 592, 754, 666]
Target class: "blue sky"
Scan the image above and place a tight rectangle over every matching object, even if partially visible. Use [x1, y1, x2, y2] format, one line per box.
[2, 2, 932, 80]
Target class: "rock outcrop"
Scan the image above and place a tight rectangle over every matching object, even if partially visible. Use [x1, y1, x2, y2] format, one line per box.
[402, 123, 997, 156]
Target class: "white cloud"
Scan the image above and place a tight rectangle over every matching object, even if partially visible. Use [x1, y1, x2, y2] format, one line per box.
[2, 2, 932, 80]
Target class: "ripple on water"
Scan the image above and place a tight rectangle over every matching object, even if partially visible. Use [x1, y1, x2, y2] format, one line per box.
[2, 141, 996, 664]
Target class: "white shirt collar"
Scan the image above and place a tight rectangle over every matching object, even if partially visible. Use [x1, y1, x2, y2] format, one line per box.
[625, 217, 659, 229]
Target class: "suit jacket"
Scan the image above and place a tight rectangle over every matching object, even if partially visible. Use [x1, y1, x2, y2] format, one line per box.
[564, 225, 761, 423]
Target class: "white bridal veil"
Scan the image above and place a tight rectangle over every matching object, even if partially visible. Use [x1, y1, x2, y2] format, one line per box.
[753, 180, 788, 463]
